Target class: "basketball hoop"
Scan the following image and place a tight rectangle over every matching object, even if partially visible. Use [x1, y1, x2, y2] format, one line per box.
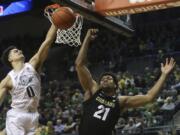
[55, 15, 83, 47]
[44, 5, 83, 47]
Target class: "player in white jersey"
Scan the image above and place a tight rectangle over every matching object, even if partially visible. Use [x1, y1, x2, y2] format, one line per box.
[0, 24, 57, 135]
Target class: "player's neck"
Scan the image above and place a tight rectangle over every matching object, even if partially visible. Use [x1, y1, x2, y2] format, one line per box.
[12, 61, 25, 72]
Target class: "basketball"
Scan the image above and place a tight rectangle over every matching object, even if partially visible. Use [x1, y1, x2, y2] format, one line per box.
[51, 7, 76, 29]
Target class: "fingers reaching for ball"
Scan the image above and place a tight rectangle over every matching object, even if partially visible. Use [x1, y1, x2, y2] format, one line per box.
[89, 29, 99, 35]
[44, 4, 61, 17]
[87, 29, 99, 40]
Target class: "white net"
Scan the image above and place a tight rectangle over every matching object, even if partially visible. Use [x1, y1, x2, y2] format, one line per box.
[55, 15, 83, 47]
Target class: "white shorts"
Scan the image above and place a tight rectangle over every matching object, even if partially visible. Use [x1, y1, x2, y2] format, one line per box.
[6, 109, 39, 135]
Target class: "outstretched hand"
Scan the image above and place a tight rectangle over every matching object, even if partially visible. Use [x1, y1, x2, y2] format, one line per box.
[86, 29, 99, 41]
[161, 58, 176, 75]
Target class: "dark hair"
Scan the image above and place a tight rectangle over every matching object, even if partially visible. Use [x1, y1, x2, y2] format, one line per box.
[99, 72, 118, 90]
[1, 46, 17, 68]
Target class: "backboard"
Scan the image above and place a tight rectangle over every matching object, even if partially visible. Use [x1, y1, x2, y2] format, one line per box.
[95, 0, 180, 16]
[52, 0, 134, 37]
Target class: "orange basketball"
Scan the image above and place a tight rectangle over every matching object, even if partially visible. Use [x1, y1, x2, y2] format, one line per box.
[51, 7, 76, 29]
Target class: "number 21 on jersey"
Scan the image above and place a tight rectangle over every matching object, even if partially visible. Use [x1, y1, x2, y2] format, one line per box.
[93, 105, 110, 121]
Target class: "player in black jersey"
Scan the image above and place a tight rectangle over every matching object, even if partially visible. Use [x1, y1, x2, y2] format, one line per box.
[75, 29, 175, 135]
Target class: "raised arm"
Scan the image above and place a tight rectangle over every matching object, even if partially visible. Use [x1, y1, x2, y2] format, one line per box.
[75, 29, 98, 94]
[29, 24, 57, 71]
[0, 76, 12, 106]
[120, 58, 175, 109]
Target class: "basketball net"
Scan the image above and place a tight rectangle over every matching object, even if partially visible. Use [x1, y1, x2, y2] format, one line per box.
[56, 15, 83, 47]
[44, 5, 83, 47]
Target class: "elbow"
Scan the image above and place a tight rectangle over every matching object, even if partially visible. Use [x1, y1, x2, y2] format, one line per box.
[146, 94, 154, 103]
[75, 63, 83, 72]
[75, 61, 80, 68]
[75, 62, 81, 71]
[75, 60, 83, 68]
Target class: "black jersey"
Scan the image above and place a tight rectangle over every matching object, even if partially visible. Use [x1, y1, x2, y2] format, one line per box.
[79, 90, 120, 135]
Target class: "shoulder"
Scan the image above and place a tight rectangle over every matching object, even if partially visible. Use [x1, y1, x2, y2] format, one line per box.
[2, 75, 11, 83]
[84, 87, 101, 102]
[25, 63, 34, 68]
[25, 63, 39, 72]
[8, 69, 14, 76]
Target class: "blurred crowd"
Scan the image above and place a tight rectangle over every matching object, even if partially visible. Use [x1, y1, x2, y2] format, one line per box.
[0, 18, 180, 135]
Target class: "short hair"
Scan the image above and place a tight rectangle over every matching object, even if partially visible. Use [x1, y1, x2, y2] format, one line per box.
[1, 46, 17, 68]
[99, 72, 118, 90]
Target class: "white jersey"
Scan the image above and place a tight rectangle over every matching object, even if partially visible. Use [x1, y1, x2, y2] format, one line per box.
[8, 63, 41, 110]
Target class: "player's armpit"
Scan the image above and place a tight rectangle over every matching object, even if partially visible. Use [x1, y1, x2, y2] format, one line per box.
[119, 95, 152, 109]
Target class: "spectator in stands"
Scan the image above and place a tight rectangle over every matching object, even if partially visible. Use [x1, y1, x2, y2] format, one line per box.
[63, 117, 77, 134]
[161, 97, 175, 111]
[115, 118, 126, 130]
[46, 121, 54, 135]
[122, 118, 136, 134]
[161, 96, 176, 122]
[54, 119, 65, 135]
[35, 125, 49, 135]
